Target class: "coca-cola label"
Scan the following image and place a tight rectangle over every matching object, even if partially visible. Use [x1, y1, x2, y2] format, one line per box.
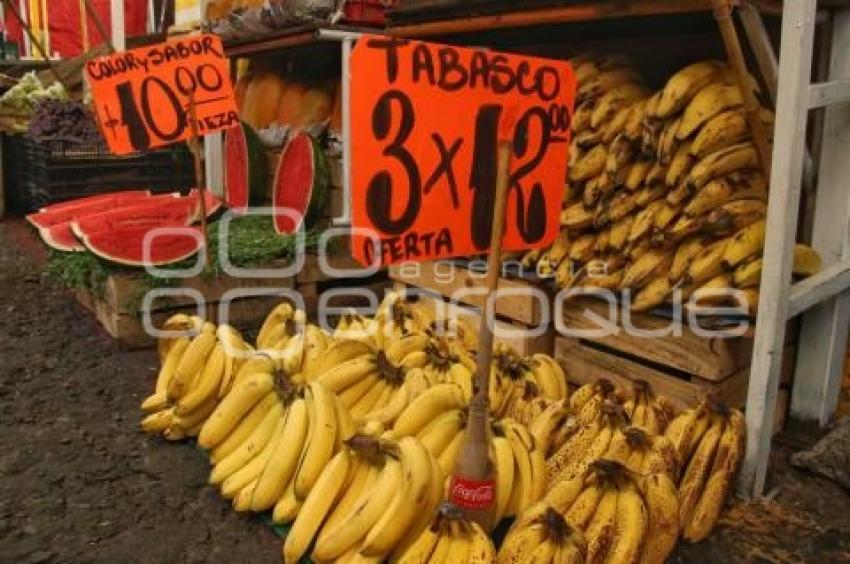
[449, 476, 495, 509]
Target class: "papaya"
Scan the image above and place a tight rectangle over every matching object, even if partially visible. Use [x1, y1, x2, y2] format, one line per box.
[206, 0, 233, 20]
[328, 82, 342, 133]
[242, 72, 289, 130]
[276, 84, 334, 128]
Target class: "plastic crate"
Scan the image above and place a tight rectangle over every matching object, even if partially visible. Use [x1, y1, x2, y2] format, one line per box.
[3, 135, 194, 214]
[344, 0, 396, 25]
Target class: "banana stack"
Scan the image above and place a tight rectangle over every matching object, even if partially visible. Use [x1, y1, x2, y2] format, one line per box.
[140, 315, 252, 442]
[665, 401, 746, 542]
[525, 56, 822, 314]
[621, 379, 674, 435]
[282, 434, 446, 563]
[394, 503, 497, 564]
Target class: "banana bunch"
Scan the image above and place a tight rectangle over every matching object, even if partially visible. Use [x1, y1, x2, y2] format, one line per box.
[621, 379, 673, 435]
[394, 503, 497, 563]
[546, 400, 625, 484]
[141, 316, 252, 442]
[497, 504, 586, 563]
[284, 434, 444, 563]
[665, 401, 746, 542]
[539, 459, 680, 564]
[492, 345, 570, 421]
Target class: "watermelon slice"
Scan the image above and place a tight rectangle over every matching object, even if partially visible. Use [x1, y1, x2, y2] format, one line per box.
[272, 131, 328, 235]
[80, 224, 205, 267]
[26, 191, 153, 229]
[70, 198, 199, 240]
[224, 122, 268, 213]
[186, 188, 224, 219]
[39, 223, 85, 252]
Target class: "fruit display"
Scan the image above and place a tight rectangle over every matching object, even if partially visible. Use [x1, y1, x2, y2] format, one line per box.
[0, 72, 68, 131]
[394, 504, 498, 563]
[526, 56, 821, 315]
[224, 121, 269, 212]
[272, 130, 330, 234]
[26, 189, 221, 263]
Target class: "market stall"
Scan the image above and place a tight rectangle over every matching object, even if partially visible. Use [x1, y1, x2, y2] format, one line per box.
[3, 1, 850, 563]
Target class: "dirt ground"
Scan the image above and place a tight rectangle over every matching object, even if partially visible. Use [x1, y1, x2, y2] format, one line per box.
[0, 218, 848, 564]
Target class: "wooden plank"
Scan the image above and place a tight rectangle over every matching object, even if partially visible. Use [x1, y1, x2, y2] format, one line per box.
[740, 0, 818, 499]
[389, 261, 547, 325]
[787, 257, 850, 318]
[791, 8, 850, 427]
[296, 253, 373, 284]
[807, 79, 850, 108]
[558, 297, 751, 381]
[389, 0, 714, 37]
[409, 292, 554, 356]
[105, 265, 295, 314]
[554, 337, 748, 412]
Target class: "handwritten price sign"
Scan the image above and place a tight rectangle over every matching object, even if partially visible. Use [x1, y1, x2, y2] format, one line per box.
[86, 34, 237, 155]
[350, 36, 576, 266]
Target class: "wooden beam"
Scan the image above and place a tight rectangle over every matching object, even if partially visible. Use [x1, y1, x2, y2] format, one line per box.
[787, 258, 850, 319]
[389, 0, 713, 37]
[224, 28, 317, 57]
[808, 79, 850, 108]
[739, 0, 817, 499]
[791, 8, 850, 427]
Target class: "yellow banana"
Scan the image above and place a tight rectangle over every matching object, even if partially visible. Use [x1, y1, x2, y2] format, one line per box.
[198, 371, 274, 449]
[678, 415, 725, 527]
[220, 414, 285, 499]
[393, 383, 465, 438]
[295, 381, 339, 499]
[686, 142, 760, 190]
[792, 244, 822, 276]
[607, 481, 648, 564]
[570, 144, 608, 182]
[655, 60, 724, 118]
[657, 116, 682, 165]
[168, 327, 216, 399]
[209, 393, 279, 464]
[209, 400, 284, 485]
[141, 408, 174, 434]
[691, 108, 773, 158]
[722, 218, 765, 267]
[622, 249, 673, 290]
[687, 238, 730, 285]
[677, 83, 743, 140]
[561, 200, 595, 230]
[639, 473, 680, 564]
[584, 486, 619, 563]
[176, 343, 225, 415]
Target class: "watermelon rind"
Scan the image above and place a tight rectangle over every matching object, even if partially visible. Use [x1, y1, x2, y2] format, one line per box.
[39, 223, 85, 252]
[70, 198, 198, 240]
[80, 224, 205, 267]
[224, 122, 268, 213]
[272, 131, 328, 235]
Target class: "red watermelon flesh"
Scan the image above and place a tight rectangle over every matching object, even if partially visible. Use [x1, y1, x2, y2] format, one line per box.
[70, 198, 198, 240]
[27, 191, 153, 229]
[224, 122, 268, 214]
[272, 131, 328, 235]
[39, 223, 85, 252]
[186, 188, 224, 219]
[81, 224, 205, 267]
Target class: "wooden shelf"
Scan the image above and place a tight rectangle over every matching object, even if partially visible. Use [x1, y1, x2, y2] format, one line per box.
[223, 24, 374, 57]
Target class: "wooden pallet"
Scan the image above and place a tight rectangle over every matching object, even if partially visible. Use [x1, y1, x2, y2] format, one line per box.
[554, 297, 798, 412]
[390, 260, 555, 356]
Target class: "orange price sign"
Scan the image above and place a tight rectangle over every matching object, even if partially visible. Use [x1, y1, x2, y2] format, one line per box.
[85, 34, 237, 155]
[350, 36, 576, 266]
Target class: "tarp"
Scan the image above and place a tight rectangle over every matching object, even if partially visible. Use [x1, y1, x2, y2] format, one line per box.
[4, 1, 147, 58]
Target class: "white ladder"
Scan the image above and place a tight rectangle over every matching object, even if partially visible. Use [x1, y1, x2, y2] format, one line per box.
[740, 0, 850, 498]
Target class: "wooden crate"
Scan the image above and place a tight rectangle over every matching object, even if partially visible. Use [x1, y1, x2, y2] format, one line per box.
[554, 297, 798, 412]
[390, 260, 555, 355]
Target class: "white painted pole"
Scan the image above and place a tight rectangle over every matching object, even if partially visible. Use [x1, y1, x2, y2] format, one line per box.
[18, 0, 30, 57]
[110, 0, 124, 51]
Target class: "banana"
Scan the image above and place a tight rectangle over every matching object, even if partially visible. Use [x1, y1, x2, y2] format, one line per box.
[385, 334, 431, 365]
[607, 214, 634, 252]
[664, 406, 700, 473]
[603, 103, 636, 144]
[493, 435, 516, 521]
[572, 100, 596, 133]
[561, 200, 595, 230]
[198, 371, 275, 449]
[437, 427, 465, 478]
[273, 477, 303, 525]
[622, 249, 673, 290]
[579, 67, 642, 103]
[144, 336, 190, 412]
[467, 521, 497, 563]
[645, 161, 667, 186]
[721, 218, 765, 267]
[684, 173, 763, 218]
[684, 410, 745, 542]
[792, 244, 822, 276]
[361, 438, 433, 558]
[628, 200, 663, 244]
[210, 400, 284, 485]
[691, 109, 773, 158]
[283, 449, 351, 563]
[657, 116, 682, 165]
[686, 142, 760, 190]
[295, 381, 339, 499]
[570, 144, 608, 182]
[176, 343, 225, 415]
[210, 393, 279, 464]
[338, 371, 381, 408]
[250, 397, 309, 511]
[323, 456, 379, 534]
[706, 198, 767, 236]
[157, 314, 198, 361]
[655, 60, 724, 118]
[506, 424, 537, 512]
[220, 414, 286, 498]
[638, 473, 680, 564]
[232, 353, 274, 388]
[624, 98, 649, 141]
[168, 327, 216, 399]
[498, 522, 546, 563]
[311, 339, 374, 382]
[678, 415, 725, 527]
[393, 383, 465, 438]
[631, 276, 672, 312]
[313, 454, 403, 561]
[417, 409, 466, 458]
[687, 238, 730, 285]
[141, 408, 174, 434]
[591, 83, 649, 129]
[625, 159, 652, 192]
[584, 486, 619, 563]
[394, 521, 440, 564]
[607, 481, 647, 564]
[733, 257, 763, 288]
[669, 237, 707, 282]
[665, 141, 695, 188]
[369, 383, 412, 426]
[677, 83, 743, 140]
[169, 395, 218, 436]
[392, 453, 445, 561]
[256, 302, 294, 349]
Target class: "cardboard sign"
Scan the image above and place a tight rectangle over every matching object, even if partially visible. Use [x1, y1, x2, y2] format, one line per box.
[86, 34, 237, 155]
[350, 36, 576, 266]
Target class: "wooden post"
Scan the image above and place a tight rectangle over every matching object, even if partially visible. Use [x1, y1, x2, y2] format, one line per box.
[1, 0, 69, 91]
[711, 0, 773, 184]
[187, 93, 210, 268]
[450, 140, 512, 528]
